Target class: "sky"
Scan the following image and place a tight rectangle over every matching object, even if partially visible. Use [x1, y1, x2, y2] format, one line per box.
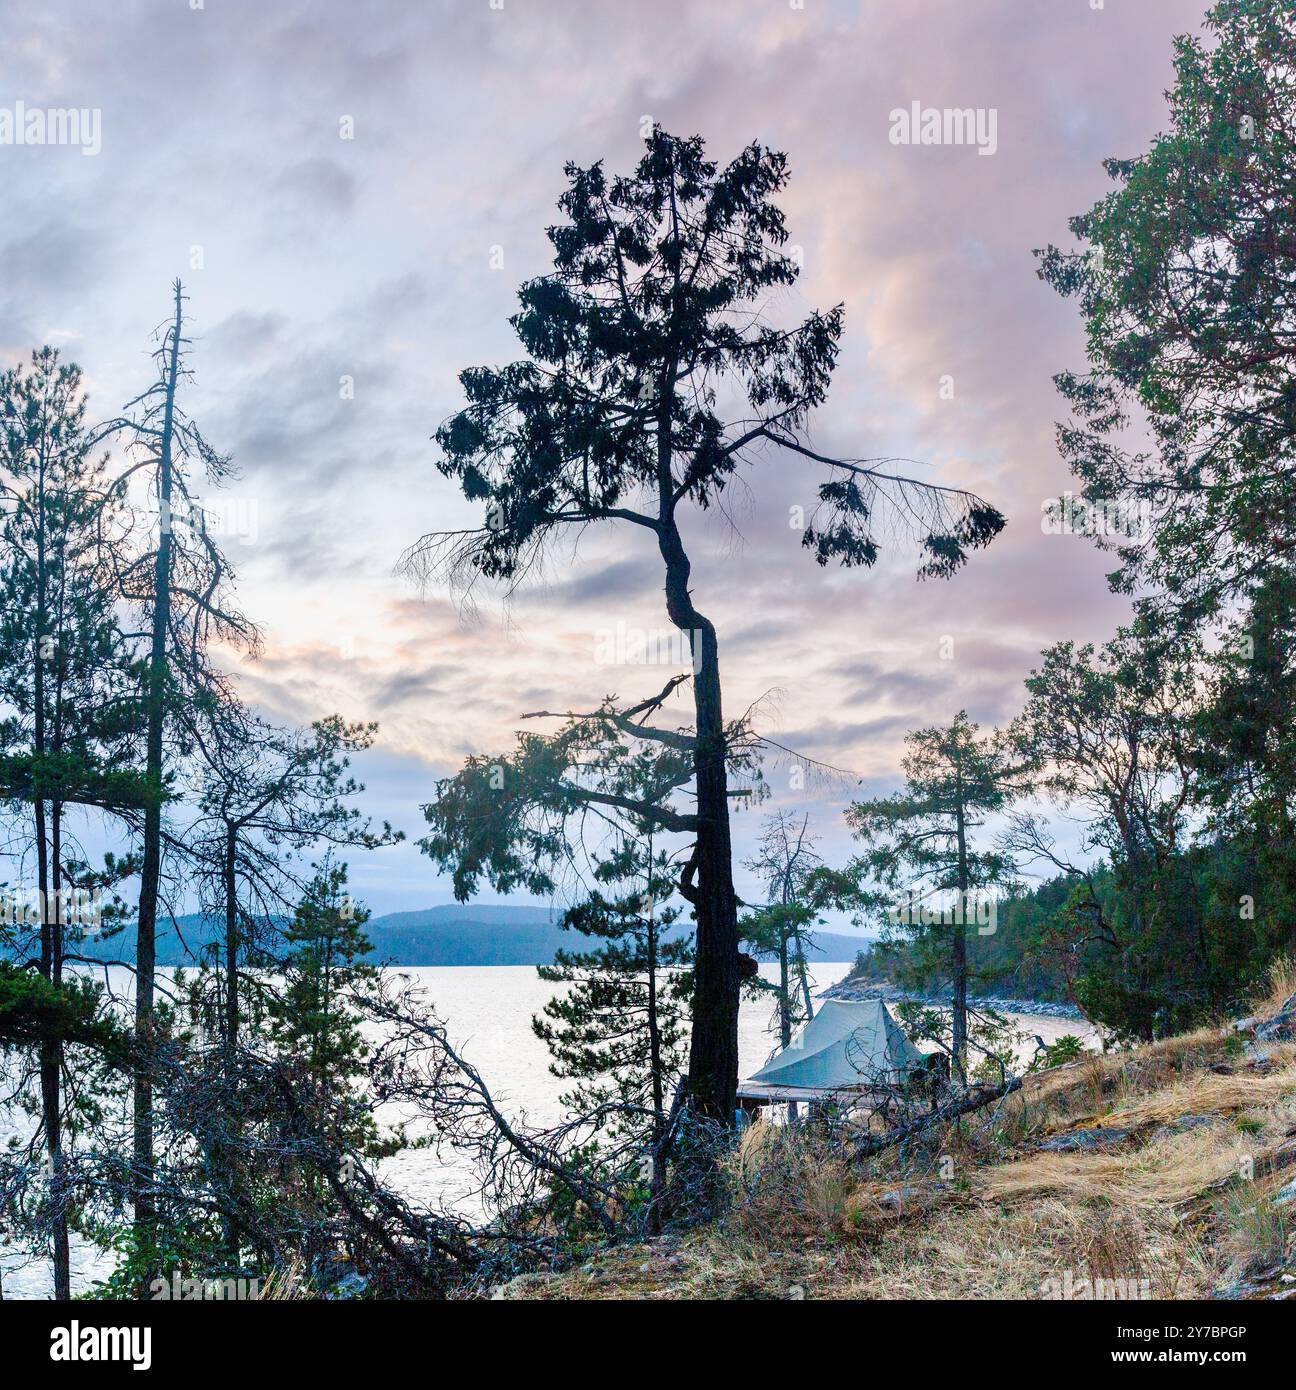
[0, 0, 1212, 918]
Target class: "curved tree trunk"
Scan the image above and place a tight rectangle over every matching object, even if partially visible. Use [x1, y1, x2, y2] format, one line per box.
[659, 519, 739, 1126]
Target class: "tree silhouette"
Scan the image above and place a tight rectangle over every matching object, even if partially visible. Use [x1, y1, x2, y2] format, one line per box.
[0, 348, 141, 1298]
[743, 811, 822, 1056]
[407, 128, 1003, 1122]
[838, 712, 1016, 1085]
[106, 282, 256, 1277]
[1037, 0, 1296, 620]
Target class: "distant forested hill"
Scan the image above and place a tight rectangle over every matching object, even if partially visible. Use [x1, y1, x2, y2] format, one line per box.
[844, 874, 1085, 1003]
[58, 903, 871, 967]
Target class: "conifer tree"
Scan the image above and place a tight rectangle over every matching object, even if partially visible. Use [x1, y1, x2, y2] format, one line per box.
[0, 348, 140, 1298]
[534, 835, 692, 1137]
[742, 811, 822, 1054]
[410, 128, 1003, 1122]
[1038, 0, 1296, 620]
[838, 713, 1015, 1085]
[106, 283, 256, 1271]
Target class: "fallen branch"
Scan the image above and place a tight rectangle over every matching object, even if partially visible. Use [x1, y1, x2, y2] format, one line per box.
[850, 1076, 1022, 1159]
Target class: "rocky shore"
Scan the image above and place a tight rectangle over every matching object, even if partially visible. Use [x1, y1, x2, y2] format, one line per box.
[822, 976, 1084, 1021]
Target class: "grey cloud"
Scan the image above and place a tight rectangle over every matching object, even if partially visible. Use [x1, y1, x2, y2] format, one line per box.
[1, 0, 1211, 904]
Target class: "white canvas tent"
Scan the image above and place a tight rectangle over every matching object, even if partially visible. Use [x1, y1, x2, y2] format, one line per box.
[737, 998, 924, 1106]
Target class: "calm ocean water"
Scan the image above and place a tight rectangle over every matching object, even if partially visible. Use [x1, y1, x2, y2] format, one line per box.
[2, 962, 1093, 1298]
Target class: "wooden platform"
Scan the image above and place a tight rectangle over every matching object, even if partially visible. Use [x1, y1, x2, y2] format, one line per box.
[736, 1080, 890, 1106]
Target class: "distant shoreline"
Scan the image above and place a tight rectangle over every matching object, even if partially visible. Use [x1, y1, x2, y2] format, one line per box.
[48, 905, 871, 970]
[823, 977, 1084, 1021]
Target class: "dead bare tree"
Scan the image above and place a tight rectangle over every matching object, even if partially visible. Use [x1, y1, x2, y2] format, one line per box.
[103, 281, 257, 1277]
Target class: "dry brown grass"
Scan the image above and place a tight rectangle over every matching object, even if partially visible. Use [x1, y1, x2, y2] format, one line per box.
[983, 1126, 1257, 1207]
[523, 1190, 1214, 1300]
[725, 1117, 857, 1236]
[1106, 1056, 1296, 1129]
[509, 966, 1296, 1300]
[1218, 1181, 1294, 1278]
[836, 1197, 1210, 1300]
[258, 1259, 311, 1300]
[1261, 954, 1296, 1013]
